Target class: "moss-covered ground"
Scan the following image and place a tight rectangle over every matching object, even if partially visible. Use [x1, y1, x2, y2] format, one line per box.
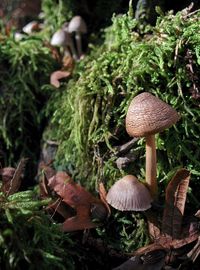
[0, 1, 200, 269]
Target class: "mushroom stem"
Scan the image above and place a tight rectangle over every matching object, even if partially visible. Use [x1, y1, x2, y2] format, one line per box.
[75, 32, 82, 59]
[68, 39, 78, 60]
[145, 134, 157, 198]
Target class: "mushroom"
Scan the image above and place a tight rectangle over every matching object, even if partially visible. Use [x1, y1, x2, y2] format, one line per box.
[14, 32, 25, 42]
[106, 175, 152, 211]
[50, 23, 77, 59]
[22, 21, 43, 34]
[67, 16, 87, 59]
[125, 92, 180, 198]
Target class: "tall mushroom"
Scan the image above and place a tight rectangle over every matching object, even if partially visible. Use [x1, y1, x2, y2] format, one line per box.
[125, 92, 180, 198]
[67, 16, 87, 59]
[106, 175, 152, 211]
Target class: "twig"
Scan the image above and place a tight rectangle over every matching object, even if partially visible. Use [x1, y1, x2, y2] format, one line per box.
[114, 138, 138, 156]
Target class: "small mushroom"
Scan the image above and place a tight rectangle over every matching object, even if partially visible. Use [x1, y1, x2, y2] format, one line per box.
[14, 32, 25, 41]
[125, 92, 180, 198]
[67, 16, 87, 59]
[22, 21, 43, 34]
[50, 23, 77, 59]
[106, 175, 152, 211]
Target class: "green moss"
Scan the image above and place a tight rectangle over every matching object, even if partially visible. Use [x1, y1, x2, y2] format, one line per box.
[46, 8, 200, 198]
[0, 190, 75, 269]
[0, 31, 57, 165]
[41, 0, 73, 36]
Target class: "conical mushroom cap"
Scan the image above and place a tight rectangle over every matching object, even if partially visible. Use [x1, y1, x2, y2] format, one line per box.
[51, 29, 66, 47]
[106, 175, 152, 211]
[126, 92, 180, 137]
[68, 16, 87, 33]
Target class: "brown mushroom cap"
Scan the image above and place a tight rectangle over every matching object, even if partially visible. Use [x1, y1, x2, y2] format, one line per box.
[126, 92, 180, 137]
[106, 175, 152, 211]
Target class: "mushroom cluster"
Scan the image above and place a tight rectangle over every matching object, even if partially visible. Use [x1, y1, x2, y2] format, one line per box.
[106, 92, 180, 213]
[50, 16, 87, 61]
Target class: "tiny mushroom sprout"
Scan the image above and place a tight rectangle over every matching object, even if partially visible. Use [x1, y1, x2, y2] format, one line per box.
[125, 92, 180, 198]
[50, 23, 77, 59]
[106, 175, 152, 211]
[67, 16, 87, 59]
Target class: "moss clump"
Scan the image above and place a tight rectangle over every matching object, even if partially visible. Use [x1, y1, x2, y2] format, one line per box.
[0, 190, 76, 269]
[0, 31, 57, 168]
[41, 0, 73, 35]
[46, 8, 200, 201]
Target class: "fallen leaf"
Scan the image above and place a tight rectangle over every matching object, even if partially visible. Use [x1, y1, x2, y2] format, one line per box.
[0, 158, 27, 196]
[50, 70, 71, 88]
[6, 158, 28, 195]
[162, 168, 190, 239]
[48, 171, 108, 232]
[0, 167, 15, 194]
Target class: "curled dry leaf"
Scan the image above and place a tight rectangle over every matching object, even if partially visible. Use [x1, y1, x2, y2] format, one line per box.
[48, 171, 108, 232]
[38, 162, 56, 198]
[0, 167, 15, 194]
[145, 210, 161, 240]
[0, 158, 27, 196]
[47, 197, 75, 220]
[162, 168, 190, 239]
[50, 70, 71, 88]
[7, 158, 27, 196]
[38, 163, 71, 219]
[128, 168, 200, 268]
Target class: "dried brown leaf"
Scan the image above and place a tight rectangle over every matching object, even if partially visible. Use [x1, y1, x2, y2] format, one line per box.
[145, 210, 161, 240]
[47, 198, 74, 220]
[48, 171, 108, 232]
[38, 162, 56, 198]
[0, 167, 15, 194]
[6, 158, 28, 195]
[162, 168, 190, 239]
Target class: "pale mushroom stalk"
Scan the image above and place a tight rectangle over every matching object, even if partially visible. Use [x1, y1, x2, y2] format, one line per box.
[75, 32, 83, 59]
[68, 16, 87, 60]
[62, 23, 78, 59]
[66, 38, 78, 60]
[146, 134, 157, 197]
